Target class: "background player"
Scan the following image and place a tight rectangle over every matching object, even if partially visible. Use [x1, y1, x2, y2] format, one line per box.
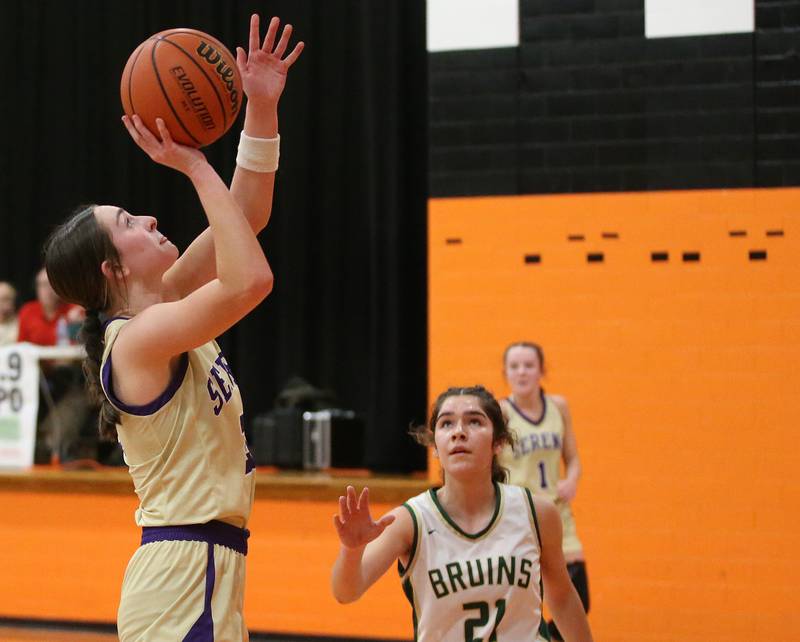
[497, 342, 590, 641]
[42, 15, 302, 640]
[331, 385, 593, 641]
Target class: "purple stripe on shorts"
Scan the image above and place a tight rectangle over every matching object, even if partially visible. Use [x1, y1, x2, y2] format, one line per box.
[182, 543, 216, 642]
[141, 520, 249, 556]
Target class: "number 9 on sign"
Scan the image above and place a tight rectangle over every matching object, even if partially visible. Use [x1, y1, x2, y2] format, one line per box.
[6, 352, 22, 381]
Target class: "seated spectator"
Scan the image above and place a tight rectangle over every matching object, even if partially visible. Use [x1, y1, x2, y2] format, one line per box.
[18, 268, 99, 465]
[18, 268, 83, 346]
[0, 281, 18, 346]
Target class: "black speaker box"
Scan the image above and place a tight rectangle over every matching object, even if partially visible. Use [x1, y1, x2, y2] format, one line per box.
[251, 407, 303, 469]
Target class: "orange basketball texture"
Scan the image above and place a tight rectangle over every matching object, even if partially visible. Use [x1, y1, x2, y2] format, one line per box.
[120, 29, 243, 148]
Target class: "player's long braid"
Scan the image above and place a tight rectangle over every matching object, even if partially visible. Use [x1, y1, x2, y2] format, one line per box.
[412, 385, 515, 483]
[43, 204, 122, 441]
[81, 310, 120, 440]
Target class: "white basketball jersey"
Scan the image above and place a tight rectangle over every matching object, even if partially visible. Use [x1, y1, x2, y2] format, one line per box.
[498, 393, 565, 503]
[400, 483, 546, 642]
[101, 318, 255, 528]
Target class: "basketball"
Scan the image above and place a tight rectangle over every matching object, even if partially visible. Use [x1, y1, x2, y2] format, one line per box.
[120, 28, 243, 148]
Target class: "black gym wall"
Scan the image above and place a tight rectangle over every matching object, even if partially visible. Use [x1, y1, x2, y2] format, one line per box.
[429, 0, 800, 197]
[0, 0, 428, 473]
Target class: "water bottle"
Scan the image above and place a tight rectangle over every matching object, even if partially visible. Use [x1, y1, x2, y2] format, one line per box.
[56, 316, 70, 346]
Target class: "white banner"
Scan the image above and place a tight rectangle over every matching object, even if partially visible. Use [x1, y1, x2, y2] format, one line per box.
[427, 0, 518, 52]
[0, 343, 40, 468]
[646, 0, 753, 38]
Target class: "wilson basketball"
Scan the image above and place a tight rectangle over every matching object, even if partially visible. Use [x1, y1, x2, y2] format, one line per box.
[120, 28, 242, 148]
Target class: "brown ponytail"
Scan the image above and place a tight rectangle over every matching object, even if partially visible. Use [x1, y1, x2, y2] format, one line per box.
[43, 205, 123, 441]
[80, 309, 120, 440]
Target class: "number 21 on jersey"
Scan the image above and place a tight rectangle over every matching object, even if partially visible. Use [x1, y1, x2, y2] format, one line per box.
[463, 599, 506, 642]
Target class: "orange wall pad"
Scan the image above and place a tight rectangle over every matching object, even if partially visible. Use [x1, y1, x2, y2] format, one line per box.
[0, 490, 412, 639]
[428, 187, 800, 641]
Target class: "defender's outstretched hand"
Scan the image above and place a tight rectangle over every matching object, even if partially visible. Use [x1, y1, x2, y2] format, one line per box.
[237, 14, 304, 106]
[334, 486, 396, 550]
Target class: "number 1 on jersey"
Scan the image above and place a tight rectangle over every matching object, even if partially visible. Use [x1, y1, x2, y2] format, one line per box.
[537, 461, 548, 489]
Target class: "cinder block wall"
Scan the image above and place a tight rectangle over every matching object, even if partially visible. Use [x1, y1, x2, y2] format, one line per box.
[427, 4, 799, 639]
[429, 0, 800, 196]
[428, 188, 800, 641]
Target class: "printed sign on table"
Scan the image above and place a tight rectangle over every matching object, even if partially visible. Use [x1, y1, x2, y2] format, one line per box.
[0, 344, 40, 468]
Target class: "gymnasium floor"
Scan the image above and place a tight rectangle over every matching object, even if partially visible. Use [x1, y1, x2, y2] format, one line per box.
[0, 626, 335, 642]
[0, 629, 292, 642]
[0, 627, 114, 642]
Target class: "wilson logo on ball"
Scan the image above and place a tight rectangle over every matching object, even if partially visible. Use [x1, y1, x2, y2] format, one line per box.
[196, 41, 240, 117]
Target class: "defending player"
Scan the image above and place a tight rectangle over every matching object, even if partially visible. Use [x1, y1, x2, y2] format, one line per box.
[42, 15, 302, 641]
[331, 385, 593, 642]
[497, 342, 590, 641]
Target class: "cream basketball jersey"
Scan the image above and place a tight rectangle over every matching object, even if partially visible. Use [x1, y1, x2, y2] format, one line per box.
[498, 393, 564, 502]
[400, 483, 545, 642]
[101, 318, 255, 528]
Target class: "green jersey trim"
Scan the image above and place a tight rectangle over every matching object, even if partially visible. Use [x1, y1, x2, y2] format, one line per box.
[428, 481, 503, 541]
[525, 487, 547, 631]
[401, 577, 419, 641]
[398, 502, 419, 579]
[524, 487, 543, 550]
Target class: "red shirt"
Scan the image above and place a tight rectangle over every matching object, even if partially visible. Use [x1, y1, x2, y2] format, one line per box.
[17, 301, 76, 346]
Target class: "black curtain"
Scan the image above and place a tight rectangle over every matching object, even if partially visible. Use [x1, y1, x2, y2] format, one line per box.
[0, 0, 428, 472]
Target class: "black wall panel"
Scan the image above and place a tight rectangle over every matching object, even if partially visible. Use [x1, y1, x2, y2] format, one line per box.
[756, 1, 800, 185]
[430, 0, 800, 197]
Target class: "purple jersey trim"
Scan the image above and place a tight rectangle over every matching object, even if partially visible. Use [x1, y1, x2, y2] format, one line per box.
[506, 389, 548, 426]
[182, 544, 216, 641]
[101, 315, 131, 330]
[141, 520, 250, 556]
[102, 351, 189, 416]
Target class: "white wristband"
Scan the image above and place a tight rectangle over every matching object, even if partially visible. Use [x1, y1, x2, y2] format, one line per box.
[236, 132, 280, 172]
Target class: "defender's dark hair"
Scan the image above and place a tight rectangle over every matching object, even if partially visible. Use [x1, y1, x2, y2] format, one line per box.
[411, 385, 515, 483]
[503, 341, 546, 375]
[43, 204, 123, 441]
